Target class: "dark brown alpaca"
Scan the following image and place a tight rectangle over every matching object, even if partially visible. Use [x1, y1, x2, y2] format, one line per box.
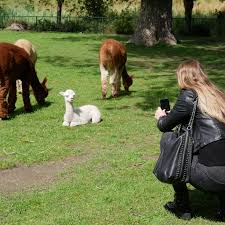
[99, 39, 133, 98]
[0, 42, 48, 119]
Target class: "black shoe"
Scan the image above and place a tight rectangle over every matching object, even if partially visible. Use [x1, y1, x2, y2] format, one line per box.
[164, 201, 192, 220]
[215, 210, 225, 222]
[216, 192, 225, 221]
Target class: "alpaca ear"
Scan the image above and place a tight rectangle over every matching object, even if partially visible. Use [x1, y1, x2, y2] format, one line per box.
[59, 91, 65, 96]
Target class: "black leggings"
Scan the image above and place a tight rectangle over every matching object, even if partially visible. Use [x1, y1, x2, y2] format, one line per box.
[173, 155, 225, 193]
[173, 182, 225, 211]
[190, 155, 225, 192]
[172, 155, 225, 210]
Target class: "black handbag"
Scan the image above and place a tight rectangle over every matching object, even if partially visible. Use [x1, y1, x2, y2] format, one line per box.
[153, 99, 198, 184]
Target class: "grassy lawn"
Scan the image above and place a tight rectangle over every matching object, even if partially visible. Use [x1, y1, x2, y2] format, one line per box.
[0, 31, 225, 224]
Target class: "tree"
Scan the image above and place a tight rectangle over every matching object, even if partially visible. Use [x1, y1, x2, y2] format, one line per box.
[78, 0, 113, 17]
[131, 0, 177, 46]
[38, 0, 64, 25]
[56, 0, 64, 25]
[183, 0, 194, 33]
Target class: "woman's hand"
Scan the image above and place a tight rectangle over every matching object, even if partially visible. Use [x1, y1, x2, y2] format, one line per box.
[155, 107, 167, 120]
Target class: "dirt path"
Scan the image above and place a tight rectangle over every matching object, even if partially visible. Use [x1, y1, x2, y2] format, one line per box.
[0, 155, 88, 194]
[0, 152, 157, 195]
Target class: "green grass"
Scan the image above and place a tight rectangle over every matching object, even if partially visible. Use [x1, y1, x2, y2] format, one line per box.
[0, 31, 225, 224]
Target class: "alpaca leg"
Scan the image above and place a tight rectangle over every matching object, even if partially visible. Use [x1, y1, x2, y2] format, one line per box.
[0, 78, 10, 119]
[110, 70, 121, 97]
[110, 70, 117, 97]
[63, 121, 70, 126]
[22, 81, 32, 112]
[70, 121, 88, 126]
[16, 79, 22, 94]
[70, 122, 80, 126]
[116, 76, 121, 96]
[8, 81, 17, 114]
[100, 64, 108, 99]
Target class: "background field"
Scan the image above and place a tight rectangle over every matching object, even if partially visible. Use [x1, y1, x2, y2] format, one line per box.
[1, 0, 225, 16]
[2, 0, 225, 37]
[0, 31, 225, 224]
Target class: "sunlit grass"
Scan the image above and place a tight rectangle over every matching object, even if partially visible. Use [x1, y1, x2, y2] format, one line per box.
[0, 31, 225, 224]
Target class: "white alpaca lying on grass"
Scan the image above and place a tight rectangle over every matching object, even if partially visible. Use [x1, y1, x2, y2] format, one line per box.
[60, 89, 101, 126]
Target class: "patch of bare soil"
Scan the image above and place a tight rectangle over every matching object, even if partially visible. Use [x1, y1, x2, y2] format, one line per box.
[0, 155, 88, 194]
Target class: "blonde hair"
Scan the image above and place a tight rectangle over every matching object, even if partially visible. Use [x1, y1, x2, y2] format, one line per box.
[176, 59, 225, 123]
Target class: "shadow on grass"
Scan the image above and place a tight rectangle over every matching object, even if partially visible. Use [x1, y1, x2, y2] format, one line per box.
[50, 34, 130, 43]
[9, 101, 52, 119]
[189, 189, 222, 222]
[42, 35, 225, 112]
[106, 90, 135, 99]
[40, 55, 98, 71]
[125, 38, 225, 111]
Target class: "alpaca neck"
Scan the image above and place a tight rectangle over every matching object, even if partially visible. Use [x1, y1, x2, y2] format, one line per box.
[65, 101, 74, 115]
[30, 67, 45, 101]
[122, 66, 129, 79]
[30, 63, 39, 86]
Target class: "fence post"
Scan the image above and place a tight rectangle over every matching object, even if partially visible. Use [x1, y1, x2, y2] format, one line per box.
[101, 17, 104, 33]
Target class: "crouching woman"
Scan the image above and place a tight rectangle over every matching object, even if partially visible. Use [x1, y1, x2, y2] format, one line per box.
[155, 60, 225, 221]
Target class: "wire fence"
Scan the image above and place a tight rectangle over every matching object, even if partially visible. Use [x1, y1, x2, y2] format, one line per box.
[0, 15, 224, 35]
[0, 15, 115, 32]
[0, 15, 111, 28]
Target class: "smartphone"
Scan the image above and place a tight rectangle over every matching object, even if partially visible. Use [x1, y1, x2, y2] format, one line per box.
[160, 99, 170, 111]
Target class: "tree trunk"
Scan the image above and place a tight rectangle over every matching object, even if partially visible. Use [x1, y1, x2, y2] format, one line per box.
[183, 0, 194, 33]
[56, 0, 64, 26]
[131, 0, 177, 46]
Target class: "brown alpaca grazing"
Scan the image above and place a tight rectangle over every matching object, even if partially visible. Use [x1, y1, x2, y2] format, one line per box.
[0, 42, 48, 119]
[99, 39, 133, 98]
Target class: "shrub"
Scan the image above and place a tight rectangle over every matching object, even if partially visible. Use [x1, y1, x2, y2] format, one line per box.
[191, 24, 211, 36]
[78, 0, 113, 17]
[215, 10, 225, 36]
[60, 17, 106, 33]
[30, 19, 57, 31]
[173, 17, 213, 37]
[112, 10, 137, 34]
[60, 20, 83, 32]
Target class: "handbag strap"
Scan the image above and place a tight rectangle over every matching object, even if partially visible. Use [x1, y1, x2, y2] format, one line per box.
[187, 97, 198, 130]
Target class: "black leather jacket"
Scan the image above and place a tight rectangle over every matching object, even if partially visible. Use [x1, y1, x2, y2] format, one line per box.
[157, 89, 225, 153]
